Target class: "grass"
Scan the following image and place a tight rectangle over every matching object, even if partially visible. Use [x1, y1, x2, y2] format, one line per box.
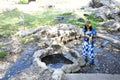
[28, 9, 57, 27]
[0, 9, 103, 38]
[0, 9, 57, 37]
[0, 9, 74, 37]
[57, 12, 86, 27]
[85, 14, 104, 28]
[0, 9, 23, 37]
[0, 44, 9, 58]
[19, 0, 29, 4]
[19, 35, 34, 44]
[0, 51, 7, 58]
[19, 38, 29, 44]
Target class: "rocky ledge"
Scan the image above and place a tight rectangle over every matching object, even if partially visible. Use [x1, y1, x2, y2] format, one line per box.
[1, 23, 120, 80]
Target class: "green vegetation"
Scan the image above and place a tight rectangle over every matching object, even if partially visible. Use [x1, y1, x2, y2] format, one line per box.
[0, 44, 9, 58]
[68, 19, 85, 27]
[57, 12, 85, 27]
[0, 9, 57, 37]
[0, 7, 104, 58]
[0, 9, 75, 37]
[19, 0, 29, 4]
[57, 12, 75, 24]
[0, 9, 103, 38]
[0, 9, 22, 37]
[19, 38, 29, 44]
[85, 14, 104, 28]
[0, 51, 7, 58]
[58, 12, 73, 18]
[19, 35, 34, 44]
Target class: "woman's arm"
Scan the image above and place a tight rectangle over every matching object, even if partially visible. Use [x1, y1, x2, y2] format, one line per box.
[92, 34, 97, 38]
[92, 29, 97, 38]
[81, 32, 89, 38]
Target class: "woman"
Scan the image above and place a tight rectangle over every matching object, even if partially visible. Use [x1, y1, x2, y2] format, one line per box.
[81, 21, 97, 65]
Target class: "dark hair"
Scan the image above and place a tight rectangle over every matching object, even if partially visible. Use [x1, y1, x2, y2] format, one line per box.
[84, 25, 92, 32]
[84, 21, 92, 32]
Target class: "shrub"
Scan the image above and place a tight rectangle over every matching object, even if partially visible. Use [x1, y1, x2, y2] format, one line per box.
[19, 0, 28, 4]
[85, 14, 104, 27]
[0, 51, 7, 58]
[19, 38, 29, 44]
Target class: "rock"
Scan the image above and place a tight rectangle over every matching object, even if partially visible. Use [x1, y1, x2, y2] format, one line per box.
[62, 51, 77, 63]
[101, 41, 109, 48]
[10, 36, 22, 54]
[118, 11, 120, 16]
[89, 0, 104, 8]
[54, 16, 64, 22]
[59, 30, 65, 37]
[47, 5, 54, 8]
[90, 0, 120, 8]
[10, 63, 52, 80]
[77, 56, 86, 66]
[2, 22, 120, 80]
[76, 16, 85, 22]
[109, 11, 120, 21]
[97, 33, 120, 49]
[34, 49, 53, 69]
[51, 44, 61, 51]
[99, 20, 116, 27]
[39, 69, 53, 80]
[111, 22, 120, 31]
[99, 20, 120, 31]
[62, 63, 80, 73]
[69, 49, 82, 58]
[0, 61, 11, 79]
[71, 64, 81, 73]
[93, 6, 111, 20]
[89, 0, 120, 21]
[62, 65, 72, 73]
[52, 69, 65, 80]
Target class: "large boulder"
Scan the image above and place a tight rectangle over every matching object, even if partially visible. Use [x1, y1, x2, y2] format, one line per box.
[109, 11, 120, 21]
[93, 5, 120, 20]
[89, 0, 120, 21]
[99, 20, 120, 31]
[89, 0, 120, 8]
[93, 6, 111, 20]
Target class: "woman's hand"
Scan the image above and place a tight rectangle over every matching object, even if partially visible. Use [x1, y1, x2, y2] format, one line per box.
[89, 36, 92, 44]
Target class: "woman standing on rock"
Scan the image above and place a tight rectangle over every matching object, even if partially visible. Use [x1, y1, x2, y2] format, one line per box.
[81, 21, 97, 65]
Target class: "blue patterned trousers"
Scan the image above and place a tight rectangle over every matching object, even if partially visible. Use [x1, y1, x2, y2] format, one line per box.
[82, 41, 94, 64]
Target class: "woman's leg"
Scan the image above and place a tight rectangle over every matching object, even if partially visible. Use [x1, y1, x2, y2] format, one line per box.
[88, 44, 95, 65]
[82, 41, 89, 62]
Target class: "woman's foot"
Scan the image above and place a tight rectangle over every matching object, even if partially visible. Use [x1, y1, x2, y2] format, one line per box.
[89, 59, 95, 65]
